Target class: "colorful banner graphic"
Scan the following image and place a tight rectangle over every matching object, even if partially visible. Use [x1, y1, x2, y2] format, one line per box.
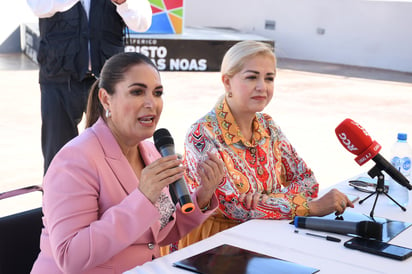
[134, 0, 184, 34]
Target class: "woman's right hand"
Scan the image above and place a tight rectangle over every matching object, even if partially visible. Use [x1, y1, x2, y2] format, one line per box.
[195, 151, 225, 209]
[138, 155, 185, 204]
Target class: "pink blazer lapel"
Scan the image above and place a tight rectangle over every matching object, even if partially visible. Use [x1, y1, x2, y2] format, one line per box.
[92, 118, 138, 195]
[138, 141, 161, 165]
[105, 157, 137, 195]
[92, 119, 172, 238]
[92, 119, 163, 196]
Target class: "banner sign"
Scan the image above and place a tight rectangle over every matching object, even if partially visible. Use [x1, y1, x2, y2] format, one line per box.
[125, 38, 274, 71]
[145, 0, 184, 34]
[22, 23, 274, 72]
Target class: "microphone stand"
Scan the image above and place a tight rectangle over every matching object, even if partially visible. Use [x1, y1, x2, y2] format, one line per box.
[359, 165, 406, 217]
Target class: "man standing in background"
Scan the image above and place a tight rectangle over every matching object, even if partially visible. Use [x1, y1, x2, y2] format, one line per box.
[26, 0, 152, 173]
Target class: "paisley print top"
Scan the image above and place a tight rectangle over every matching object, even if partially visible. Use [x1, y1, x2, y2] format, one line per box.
[183, 97, 319, 220]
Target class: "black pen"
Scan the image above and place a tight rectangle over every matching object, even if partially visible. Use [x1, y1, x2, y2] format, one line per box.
[306, 232, 341, 242]
[294, 229, 341, 242]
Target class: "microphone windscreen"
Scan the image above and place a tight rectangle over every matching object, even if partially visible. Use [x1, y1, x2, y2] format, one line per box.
[154, 128, 174, 151]
[335, 118, 382, 165]
[335, 118, 372, 156]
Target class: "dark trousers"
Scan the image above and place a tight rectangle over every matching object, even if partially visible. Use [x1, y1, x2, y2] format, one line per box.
[40, 76, 96, 174]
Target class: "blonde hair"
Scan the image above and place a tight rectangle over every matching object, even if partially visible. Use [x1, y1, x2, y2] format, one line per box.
[220, 40, 276, 78]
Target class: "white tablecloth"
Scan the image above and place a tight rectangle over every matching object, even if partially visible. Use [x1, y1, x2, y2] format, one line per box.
[125, 177, 412, 274]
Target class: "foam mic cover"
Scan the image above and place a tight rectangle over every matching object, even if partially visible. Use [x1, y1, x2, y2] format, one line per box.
[154, 128, 195, 214]
[335, 118, 382, 165]
[294, 216, 383, 240]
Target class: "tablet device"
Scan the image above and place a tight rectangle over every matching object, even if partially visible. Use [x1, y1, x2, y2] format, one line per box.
[173, 244, 319, 274]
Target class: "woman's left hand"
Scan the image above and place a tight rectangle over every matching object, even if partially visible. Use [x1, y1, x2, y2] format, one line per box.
[196, 151, 225, 209]
[239, 192, 269, 209]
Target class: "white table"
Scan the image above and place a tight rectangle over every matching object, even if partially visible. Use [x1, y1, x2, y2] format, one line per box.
[125, 178, 412, 274]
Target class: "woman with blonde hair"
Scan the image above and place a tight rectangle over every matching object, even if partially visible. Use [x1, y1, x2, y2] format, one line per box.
[176, 40, 354, 249]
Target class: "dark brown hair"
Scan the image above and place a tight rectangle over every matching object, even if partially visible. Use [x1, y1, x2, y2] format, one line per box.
[85, 52, 158, 128]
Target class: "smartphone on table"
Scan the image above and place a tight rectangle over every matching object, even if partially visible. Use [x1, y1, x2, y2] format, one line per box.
[344, 237, 412, 261]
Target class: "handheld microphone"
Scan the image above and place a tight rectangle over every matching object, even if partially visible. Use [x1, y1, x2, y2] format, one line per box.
[294, 216, 383, 240]
[153, 128, 195, 214]
[335, 118, 412, 190]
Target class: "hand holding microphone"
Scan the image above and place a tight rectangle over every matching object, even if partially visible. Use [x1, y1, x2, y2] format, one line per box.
[154, 128, 195, 214]
[138, 153, 186, 205]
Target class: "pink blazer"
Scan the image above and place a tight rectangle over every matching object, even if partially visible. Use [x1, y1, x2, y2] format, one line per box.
[31, 118, 217, 274]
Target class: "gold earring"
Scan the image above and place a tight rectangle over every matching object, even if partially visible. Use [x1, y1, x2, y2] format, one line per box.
[228, 92, 233, 98]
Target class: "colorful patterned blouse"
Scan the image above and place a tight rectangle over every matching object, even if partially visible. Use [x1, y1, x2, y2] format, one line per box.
[183, 97, 319, 221]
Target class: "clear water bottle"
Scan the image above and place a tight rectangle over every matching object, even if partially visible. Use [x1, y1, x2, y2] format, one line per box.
[388, 133, 412, 206]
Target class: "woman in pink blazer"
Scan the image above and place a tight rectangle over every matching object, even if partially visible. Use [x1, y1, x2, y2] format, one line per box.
[31, 52, 224, 274]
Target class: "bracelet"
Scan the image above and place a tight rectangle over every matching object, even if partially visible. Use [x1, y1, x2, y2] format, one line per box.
[201, 200, 211, 212]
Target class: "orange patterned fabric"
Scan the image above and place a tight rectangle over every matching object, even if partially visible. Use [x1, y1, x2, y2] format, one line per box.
[183, 97, 319, 222]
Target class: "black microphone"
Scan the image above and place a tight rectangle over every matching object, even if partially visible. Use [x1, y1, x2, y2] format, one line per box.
[153, 128, 195, 214]
[294, 216, 383, 240]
